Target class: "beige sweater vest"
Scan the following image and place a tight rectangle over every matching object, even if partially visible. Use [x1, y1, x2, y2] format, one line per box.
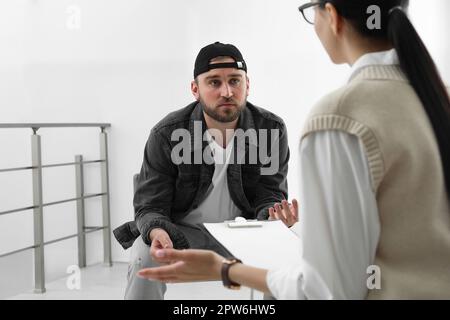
[301, 65, 450, 299]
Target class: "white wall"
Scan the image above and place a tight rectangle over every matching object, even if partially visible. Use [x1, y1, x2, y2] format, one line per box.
[0, 0, 449, 297]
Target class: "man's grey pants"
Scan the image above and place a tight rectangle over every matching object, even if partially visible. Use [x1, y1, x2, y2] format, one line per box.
[124, 222, 231, 300]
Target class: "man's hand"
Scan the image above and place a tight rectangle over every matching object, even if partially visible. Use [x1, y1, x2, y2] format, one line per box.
[268, 199, 299, 227]
[149, 228, 174, 264]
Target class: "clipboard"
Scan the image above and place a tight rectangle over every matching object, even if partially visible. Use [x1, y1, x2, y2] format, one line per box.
[225, 217, 263, 228]
[203, 220, 302, 270]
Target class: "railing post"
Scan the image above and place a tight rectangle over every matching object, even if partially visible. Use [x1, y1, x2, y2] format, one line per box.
[75, 155, 87, 268]
[100, 129, 112, 266]
[31, 130, 46, 293]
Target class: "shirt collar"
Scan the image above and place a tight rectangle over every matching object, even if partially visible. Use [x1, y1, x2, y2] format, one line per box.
[348, 49, 399, 82]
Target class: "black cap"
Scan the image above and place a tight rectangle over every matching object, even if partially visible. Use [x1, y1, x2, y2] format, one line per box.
[194, 42, 247, 78]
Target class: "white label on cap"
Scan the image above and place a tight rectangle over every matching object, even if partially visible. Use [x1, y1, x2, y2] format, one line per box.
[237, 61, 243, 68]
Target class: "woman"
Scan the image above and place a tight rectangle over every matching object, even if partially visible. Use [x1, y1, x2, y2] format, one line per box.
[138, 0, 450, 299]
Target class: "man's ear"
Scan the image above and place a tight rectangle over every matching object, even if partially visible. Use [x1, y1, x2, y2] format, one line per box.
[325, 3, 342, 36]
[191, 80, 200, 100]
[245, 75, 250, 97]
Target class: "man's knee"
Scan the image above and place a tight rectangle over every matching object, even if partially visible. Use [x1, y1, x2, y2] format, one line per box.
[124, 236, 167, 300]
[131, 236, 154, 263]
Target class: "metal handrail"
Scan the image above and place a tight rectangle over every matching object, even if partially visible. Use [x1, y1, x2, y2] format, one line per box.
[0, 226, 106, 259]
[0, 193, 107, 216]
[0, 123, 111, 129]
[0, 123, 112, 293]
[0, 160, 105, 173]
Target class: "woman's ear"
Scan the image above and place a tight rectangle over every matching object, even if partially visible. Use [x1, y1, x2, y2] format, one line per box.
[325, 3, 342, 36]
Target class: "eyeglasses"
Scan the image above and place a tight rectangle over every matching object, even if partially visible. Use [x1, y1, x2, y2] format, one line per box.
[298, 1, 324, 25]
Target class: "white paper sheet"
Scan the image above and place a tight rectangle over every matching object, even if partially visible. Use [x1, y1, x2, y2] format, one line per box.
[204, 220, 302, 270]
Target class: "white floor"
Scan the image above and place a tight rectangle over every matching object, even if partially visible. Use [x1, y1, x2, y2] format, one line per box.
[7, 262, 262, 300]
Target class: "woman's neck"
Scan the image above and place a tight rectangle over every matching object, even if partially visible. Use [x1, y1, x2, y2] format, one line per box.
[344, 35, 393, 66]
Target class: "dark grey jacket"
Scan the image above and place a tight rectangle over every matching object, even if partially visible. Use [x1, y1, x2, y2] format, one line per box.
[113, 101, 289, 249]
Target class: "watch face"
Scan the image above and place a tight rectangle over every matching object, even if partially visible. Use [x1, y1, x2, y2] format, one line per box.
[225, 258, 242, 264]
[225, 259, 238, 265]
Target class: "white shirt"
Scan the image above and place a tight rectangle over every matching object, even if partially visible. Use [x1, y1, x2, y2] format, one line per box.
[266, 49, 399, 300]
[182, 131, 242, 225]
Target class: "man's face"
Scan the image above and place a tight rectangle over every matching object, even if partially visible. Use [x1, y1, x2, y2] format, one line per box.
[191, 56, 250, 123]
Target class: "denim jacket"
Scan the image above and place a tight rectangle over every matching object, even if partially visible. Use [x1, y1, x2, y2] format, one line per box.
[113, 101, 289, 249]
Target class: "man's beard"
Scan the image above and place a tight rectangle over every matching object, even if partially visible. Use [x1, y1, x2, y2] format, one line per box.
[200, 97, 246, 123]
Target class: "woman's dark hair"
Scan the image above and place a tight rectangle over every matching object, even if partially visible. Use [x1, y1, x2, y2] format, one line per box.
[320, 0, 450, 196]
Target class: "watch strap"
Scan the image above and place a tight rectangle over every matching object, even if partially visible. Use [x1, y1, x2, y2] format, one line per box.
[221, 258, 242, 289]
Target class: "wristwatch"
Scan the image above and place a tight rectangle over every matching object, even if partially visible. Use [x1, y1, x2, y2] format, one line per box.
[221, 258, 242, 290]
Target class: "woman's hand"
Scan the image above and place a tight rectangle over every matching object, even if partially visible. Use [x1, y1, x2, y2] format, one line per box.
[268, 199, 299, 227]
[138, 249, 224, 283]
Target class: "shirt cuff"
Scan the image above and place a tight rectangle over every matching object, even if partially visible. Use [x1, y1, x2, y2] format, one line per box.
[266, 264, 306, 300]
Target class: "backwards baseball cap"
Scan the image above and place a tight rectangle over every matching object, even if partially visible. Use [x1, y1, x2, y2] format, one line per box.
[194, 42, 247, 78]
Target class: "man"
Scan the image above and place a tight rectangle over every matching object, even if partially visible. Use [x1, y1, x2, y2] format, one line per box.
[113, 42, 292, 299]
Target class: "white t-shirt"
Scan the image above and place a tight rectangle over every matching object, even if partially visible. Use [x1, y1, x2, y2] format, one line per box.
[182, 131, 242, 225]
